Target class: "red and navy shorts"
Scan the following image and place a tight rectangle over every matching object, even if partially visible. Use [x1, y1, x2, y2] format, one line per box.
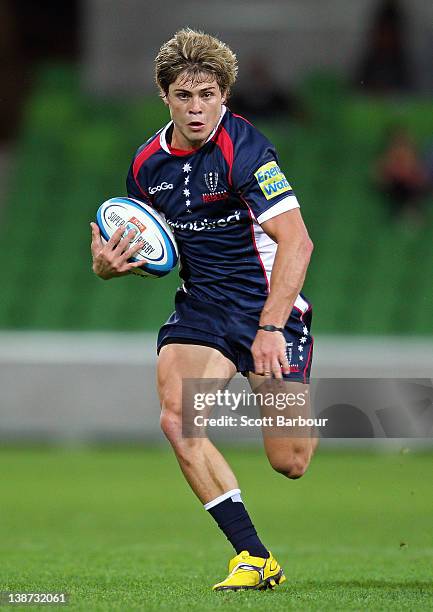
[157, 290, 313, 382]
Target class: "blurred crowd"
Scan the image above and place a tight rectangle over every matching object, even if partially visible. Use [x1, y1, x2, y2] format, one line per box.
[0, 0, 431, 226]
[375, 128, 433, 224]
[355, 0, 413, 94]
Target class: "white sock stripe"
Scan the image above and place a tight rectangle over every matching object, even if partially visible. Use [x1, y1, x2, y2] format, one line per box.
[204, 488, 241, 511]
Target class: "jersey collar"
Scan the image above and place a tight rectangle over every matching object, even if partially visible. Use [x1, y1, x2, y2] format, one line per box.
[159, 106, 227, 155]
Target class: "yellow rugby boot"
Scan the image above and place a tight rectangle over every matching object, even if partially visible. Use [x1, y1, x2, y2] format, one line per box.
[212, 550, 286, 591]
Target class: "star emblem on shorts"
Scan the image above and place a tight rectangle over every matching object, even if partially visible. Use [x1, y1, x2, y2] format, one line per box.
[184, 176, 190, 185]
[298, 345, 304, 352]
[183, 188, 190, 197]
[299, 355, 304, 361]
[300, 336, 307, 344]
[185, 199, 191, 206]
[182, 162, 192, 173]
[302, 326, 309, 336]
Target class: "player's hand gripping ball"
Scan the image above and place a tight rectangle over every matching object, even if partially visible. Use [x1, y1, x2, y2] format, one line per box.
[96, 197, 178, 278]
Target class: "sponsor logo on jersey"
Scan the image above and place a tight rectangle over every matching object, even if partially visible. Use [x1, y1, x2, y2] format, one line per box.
[254, 161, 291, 200]
[202, 191, 229, 203]
[166, 211, 241, 232]
[149, 181, 173, 194]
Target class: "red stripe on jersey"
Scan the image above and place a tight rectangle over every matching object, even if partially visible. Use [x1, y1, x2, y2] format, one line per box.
[133, 135, 161, 182]
[168, 144, 195, 156]
[232, 112, 254, 127]
[213, 125, 234, 186]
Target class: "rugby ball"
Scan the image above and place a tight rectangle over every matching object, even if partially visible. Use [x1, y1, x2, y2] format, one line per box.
[96, 197, 178, 278]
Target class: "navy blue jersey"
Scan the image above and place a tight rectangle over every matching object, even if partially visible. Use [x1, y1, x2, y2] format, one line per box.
[126, 106, 310, 315]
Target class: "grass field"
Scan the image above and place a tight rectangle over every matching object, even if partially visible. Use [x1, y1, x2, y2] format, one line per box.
[0, 446, 432, 610]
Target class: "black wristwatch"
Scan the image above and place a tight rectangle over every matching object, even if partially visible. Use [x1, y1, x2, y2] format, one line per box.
[258, 324, 284, 333]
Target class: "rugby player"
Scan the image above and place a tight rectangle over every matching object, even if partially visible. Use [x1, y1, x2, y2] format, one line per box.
[91, 28, 317, 592]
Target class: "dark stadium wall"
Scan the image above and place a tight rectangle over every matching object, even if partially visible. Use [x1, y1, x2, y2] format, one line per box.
[81, 0, 433, 96]
[0, 0, 79, 141]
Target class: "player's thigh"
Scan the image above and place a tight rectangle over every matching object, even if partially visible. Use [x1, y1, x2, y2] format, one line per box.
[157, 343, 237, 416]
[248, 373, 318, 462]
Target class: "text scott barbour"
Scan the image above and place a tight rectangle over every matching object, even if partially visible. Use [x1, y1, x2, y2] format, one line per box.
[193, 415, 328, 428]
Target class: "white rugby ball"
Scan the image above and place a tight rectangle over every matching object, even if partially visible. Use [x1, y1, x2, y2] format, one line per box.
[96, 197, 178, 278]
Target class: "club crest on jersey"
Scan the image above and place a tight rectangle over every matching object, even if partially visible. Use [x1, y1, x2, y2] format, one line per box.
[285, 341, 300, 373]
[202, 171, 228, 203]
[204, 171, 219, 192]
[254, 161, 291, 200]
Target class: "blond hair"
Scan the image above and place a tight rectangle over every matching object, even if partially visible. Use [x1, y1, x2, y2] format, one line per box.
[155, 28, 238, 97]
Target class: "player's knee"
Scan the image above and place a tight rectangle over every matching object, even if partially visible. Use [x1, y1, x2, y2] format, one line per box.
[160, 405, 182, 443]
[270, 448, 311, 480]
[160, 407, 205, 465]
[285, 457, 309, 479]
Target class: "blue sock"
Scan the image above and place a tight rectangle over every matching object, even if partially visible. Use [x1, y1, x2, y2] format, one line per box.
[205, 489, 269, 558]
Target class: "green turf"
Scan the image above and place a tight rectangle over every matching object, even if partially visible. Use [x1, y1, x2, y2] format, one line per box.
[0, 446, 432, 610]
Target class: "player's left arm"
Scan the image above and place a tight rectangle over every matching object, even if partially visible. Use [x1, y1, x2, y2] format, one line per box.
[251, 208, 313, 378]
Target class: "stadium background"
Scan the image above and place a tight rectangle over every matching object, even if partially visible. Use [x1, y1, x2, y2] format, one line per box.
[0, 1, 432, 609]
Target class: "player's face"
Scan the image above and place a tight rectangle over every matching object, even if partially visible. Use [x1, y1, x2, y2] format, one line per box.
[165, 72, 226, 150]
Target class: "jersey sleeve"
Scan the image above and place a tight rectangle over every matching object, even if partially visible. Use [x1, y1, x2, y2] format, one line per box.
[232, 137, 300, 224]
[126, 159, 152, 205]
[126, 162, 144, 200]
[125, 146, 153, 205]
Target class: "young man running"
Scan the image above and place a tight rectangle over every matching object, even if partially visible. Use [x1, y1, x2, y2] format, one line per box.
[91, 28, 316, 591]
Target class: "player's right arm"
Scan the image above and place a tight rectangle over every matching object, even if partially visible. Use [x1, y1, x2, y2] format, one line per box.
[90, 223, 145, 280]
[91, 145, 153, 280]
